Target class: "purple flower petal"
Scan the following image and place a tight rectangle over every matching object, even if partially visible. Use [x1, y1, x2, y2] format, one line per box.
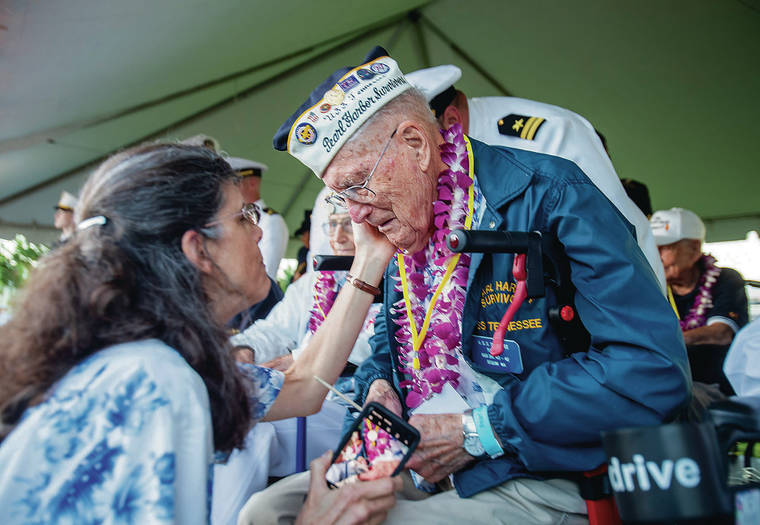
[440, 151, 457, 166]
[405, 390, 423, 409]
[433, 201, 449, 214]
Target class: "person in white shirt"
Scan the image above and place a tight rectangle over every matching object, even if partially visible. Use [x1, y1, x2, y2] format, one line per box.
[227, 156, 289, 280]
[406, 65, 666, 292]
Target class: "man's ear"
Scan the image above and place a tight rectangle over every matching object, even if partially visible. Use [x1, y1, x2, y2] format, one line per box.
[182, 229, 214, 274]
[689, 240, 704, 262]
[441, 104, 463, 130]
[397, 121, 432, 173]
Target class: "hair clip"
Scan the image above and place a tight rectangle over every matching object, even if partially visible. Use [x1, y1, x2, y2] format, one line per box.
[77, 215, 108, 231]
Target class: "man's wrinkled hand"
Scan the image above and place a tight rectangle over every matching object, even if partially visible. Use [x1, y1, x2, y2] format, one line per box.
[351, 220, 396, 266]
[405, 413, 474, 483]
[364, 379, 403, 416]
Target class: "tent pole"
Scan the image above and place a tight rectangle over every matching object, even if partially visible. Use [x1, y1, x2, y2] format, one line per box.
[385, 13, 410, 51]
[418, 14, 513, 97]
[408, 11, 431, 68]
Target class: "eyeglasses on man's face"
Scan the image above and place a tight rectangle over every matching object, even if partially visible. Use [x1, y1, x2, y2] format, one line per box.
[322, 217, 353, 235]
[203, 202, 261, 230]
[325, 129, 397, 208]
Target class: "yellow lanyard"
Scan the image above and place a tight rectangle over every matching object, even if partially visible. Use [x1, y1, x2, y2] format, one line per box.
[398, 136, 476, 370]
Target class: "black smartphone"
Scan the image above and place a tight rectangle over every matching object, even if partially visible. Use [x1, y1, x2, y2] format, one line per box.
[325, 402, 420, 488]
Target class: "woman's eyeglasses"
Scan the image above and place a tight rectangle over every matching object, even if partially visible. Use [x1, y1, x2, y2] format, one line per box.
[203, 202, 261, 230]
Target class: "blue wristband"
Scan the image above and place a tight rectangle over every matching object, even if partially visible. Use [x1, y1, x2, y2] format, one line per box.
[473, 405, 504, 458]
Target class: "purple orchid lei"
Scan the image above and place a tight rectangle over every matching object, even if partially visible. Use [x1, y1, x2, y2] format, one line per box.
[392, 123, 474, 409]
[680, 254, 721, 331]
[309, 271, 340, 334]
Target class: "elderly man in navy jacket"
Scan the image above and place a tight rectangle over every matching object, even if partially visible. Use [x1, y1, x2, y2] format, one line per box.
[239, 47, 689, 525]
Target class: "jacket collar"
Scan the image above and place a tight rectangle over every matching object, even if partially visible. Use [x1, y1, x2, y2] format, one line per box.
[470, 138, 533, 211]
[465, 138, 534, 289]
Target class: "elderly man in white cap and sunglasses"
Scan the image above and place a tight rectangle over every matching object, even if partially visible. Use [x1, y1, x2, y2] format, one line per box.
[239, 46, 689, 525]
[651, 207, 748, 395]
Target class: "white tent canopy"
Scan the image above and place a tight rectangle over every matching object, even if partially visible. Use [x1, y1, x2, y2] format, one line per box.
[2, 0, 759, 252]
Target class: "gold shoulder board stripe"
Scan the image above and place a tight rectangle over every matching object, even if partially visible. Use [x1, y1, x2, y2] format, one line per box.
[521, 117, 545, 140]
[497, 114, 547, 141]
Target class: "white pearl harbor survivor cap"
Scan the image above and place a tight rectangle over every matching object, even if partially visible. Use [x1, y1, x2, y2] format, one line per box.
[272, 46, 412, 178]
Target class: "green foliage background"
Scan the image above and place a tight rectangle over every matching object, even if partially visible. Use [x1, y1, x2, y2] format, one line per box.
[0, 235, 49, 292]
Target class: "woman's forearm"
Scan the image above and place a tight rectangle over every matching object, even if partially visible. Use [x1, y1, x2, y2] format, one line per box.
[264, 253, 389, 420]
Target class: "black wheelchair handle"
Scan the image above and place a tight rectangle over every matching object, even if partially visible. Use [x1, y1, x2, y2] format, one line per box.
[312, 255, 354, 271]
[446, 230, 536, 254]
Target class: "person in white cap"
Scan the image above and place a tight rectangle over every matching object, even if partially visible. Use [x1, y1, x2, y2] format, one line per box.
[406, 65, 666, 293]
[226, 156, 289, 280]
[651, 207, 748, 394]
[53, 190, 78, 242]
[239, 46, 689, 525]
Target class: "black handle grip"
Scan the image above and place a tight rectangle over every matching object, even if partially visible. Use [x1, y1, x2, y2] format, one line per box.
[446, 229, 533, 254]
[312, 255, 354, 271]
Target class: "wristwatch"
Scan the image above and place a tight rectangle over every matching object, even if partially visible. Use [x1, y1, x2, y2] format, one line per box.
[461, 409, 486, 457]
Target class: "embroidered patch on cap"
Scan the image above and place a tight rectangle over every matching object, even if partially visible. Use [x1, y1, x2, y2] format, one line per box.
[497, 114, 546, 141]
[370, 62, 390, 74]
[356, 68, 375, 80]
[338, 75, 359, 92]
[295, 123, 318, 145]
[324, 88, 345, 105]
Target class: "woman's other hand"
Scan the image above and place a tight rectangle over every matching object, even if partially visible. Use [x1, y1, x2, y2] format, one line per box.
[296, 451, 401, 525]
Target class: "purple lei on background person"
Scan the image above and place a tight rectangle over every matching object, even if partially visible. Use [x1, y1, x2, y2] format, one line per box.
[680, 254, 721, 331]
[393, 124, 474, 409]
[309, 271, 340, 334]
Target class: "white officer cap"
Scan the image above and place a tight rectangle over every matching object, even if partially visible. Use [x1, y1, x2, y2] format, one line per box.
[226, 156, 269, 177]
[55, 191, 77, 211]
[406, 65, 462, 117]
[650, 207, 706, 246]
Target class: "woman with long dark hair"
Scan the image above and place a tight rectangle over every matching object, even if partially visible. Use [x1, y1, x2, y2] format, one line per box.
[0, 144, 398, 524]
